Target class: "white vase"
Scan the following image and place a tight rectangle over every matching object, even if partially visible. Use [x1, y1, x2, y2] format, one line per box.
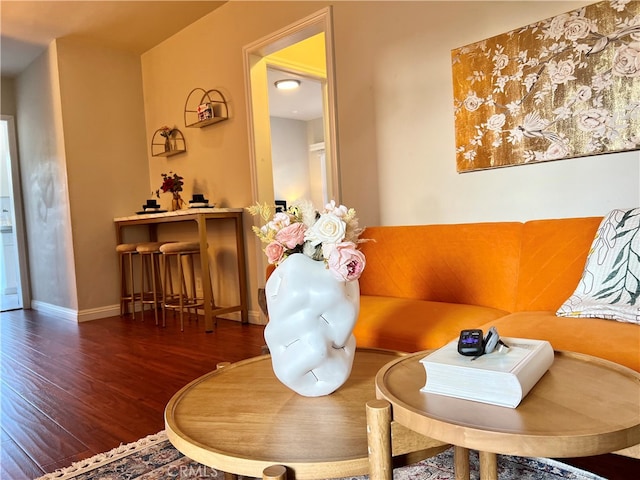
[264, 253, 360, 397]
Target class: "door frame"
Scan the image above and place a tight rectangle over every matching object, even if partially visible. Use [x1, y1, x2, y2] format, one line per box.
[1, 115, 31, 310]
[242, 7, 340, 300]
[242, 7, 340, 206]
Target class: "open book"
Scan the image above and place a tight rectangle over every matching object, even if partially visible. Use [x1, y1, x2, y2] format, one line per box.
[420, 337, 554, 408]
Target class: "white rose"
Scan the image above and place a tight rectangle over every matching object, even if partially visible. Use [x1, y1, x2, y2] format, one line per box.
[486, 114, 506, 132]
[564, 17, 592, 41]
[576, 108, 609, 135]
[304, 213, 346, 247]
[544, 142, 571, 160]
[547, 14, 569, 40]
[493, 53, 509, 71]
[548, 60, 576, 85]
[463, 92, 482, 112]
[612, 42, 640, 78]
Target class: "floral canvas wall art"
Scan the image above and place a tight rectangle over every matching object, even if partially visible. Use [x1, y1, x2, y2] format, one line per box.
[452, 0, 640, 172]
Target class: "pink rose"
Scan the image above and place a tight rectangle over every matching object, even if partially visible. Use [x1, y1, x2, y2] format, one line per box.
[324, 242, 366, 282]
[275, 223, 307, 249]
[265, 241, 285, 264]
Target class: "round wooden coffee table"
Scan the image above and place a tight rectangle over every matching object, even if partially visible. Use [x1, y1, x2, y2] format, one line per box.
[369, 350, 640, 480]
[165, 348, 447, 480]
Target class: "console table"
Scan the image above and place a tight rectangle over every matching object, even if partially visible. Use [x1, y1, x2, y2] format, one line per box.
[113, 208, 247, 331]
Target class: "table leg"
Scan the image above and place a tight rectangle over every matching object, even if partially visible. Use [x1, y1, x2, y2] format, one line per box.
[263, 465, 287, 480]
[479, 451, 497, 480]
[366, 399, 393, 480]
[234, 213, 248, 323]
[196, 214, 215, 332]
[454, 446, 470, 480]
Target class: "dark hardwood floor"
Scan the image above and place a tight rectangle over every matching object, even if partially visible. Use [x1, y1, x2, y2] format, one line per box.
[0, 308, 266, 479]
[1, 309, 638, 479]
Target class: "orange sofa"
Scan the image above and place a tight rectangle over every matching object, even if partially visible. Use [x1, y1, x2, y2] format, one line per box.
[354, 216, 640, 373]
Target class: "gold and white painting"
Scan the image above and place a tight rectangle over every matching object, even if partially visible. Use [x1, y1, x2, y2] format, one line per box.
[452, 0, 640, 172]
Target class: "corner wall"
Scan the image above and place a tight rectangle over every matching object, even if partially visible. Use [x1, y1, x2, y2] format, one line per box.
[1, 77, 17, 116]
[56, 38, 150, 317]
[14, 38, 151, 319]
[15, 42, 77, 311]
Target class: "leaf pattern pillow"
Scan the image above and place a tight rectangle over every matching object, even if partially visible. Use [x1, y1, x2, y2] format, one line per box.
[557, 208, 640, 325]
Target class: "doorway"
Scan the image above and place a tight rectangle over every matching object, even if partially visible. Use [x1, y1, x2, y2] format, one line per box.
[243, 8, 339, 292]
[1, 115, 29, 311]
[243, 7, 339, 208]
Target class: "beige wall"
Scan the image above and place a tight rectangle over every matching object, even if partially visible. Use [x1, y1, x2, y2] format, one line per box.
[15, 42, 77, 311]
[13, 39, 150, 318]
[271, 116, 311, 201]
[55, 38, 150, 316]
[141, 1, 327, 321]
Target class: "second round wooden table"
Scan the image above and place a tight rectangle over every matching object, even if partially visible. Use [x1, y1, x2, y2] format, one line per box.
[369, 350, 640, 480]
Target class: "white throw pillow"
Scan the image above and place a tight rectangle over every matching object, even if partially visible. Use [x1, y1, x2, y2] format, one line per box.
[556, 208, 640, 325]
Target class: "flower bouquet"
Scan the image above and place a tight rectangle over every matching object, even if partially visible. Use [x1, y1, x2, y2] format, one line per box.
[159, 126, 175, 152]
[248, 200, 366, 281]
[155, 172, 184, 210]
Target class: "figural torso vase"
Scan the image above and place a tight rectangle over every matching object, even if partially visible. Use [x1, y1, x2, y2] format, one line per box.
[264, 253, 360, 397]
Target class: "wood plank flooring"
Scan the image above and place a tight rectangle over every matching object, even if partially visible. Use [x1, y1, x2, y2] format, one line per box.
[1, 309, 266, 479]
[1, 308, 638, 479]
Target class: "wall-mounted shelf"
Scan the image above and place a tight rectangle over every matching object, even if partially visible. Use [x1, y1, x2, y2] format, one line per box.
[151, 127, 186, 157]
[184, 88, 229, 128]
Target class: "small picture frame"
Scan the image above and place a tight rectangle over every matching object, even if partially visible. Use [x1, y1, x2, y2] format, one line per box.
[197, 103, 213, 121]
[275, 200, 287, 213]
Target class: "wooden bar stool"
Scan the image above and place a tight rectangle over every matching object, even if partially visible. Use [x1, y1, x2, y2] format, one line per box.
[160, 241, 214, 331]
[116, 243, 140, 318]
[136, 242, 171, 325]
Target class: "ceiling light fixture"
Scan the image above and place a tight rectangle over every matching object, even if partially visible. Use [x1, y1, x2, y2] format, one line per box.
[274, 79, 301, 90]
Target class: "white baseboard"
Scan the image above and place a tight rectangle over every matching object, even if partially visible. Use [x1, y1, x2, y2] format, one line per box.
[31, 300, 77, 322]
[77, 305, 121, 322]
[31, 301, 121, 322]
[31, 300, 265, 325]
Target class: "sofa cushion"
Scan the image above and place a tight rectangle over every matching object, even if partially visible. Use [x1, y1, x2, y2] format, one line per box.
[359, 223, 523, 312]
[354, 295, 510, 352]
[515, 217, 602, 312]
[486, 311, 640, 372]
[556, 208, 640, 325]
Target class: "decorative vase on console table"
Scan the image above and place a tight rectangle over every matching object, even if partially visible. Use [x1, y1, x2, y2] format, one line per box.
[156, 172, 185, 211]
[171, 192, 185, 211]
[248, 200, 366, 397]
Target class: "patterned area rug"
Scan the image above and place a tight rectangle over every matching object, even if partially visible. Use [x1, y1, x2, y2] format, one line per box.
[35, 430, 605, 480]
